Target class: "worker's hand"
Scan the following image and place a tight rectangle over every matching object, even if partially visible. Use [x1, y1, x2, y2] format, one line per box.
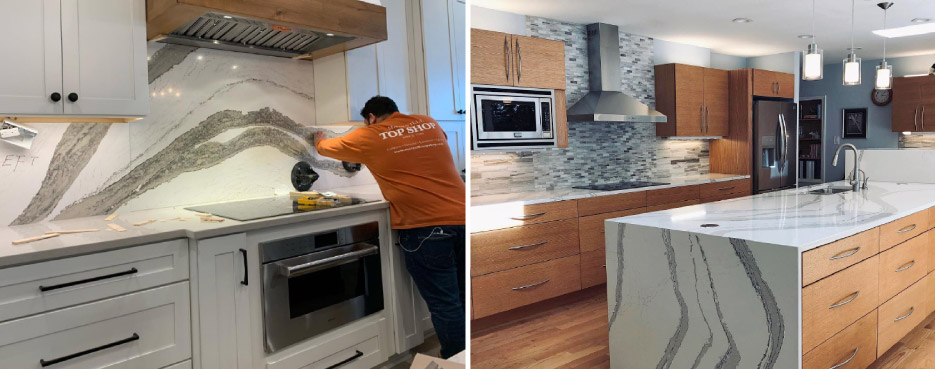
[313, 131, 327, 146]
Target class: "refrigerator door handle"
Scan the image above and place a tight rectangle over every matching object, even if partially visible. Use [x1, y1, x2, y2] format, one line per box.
[778, 114, 787, 173]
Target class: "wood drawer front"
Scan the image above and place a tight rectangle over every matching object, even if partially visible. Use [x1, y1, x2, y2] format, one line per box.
[647, 199, 700, 213]
[926, 230, 935, 274]
[471, 219, 579, 276]
[879, 233, 929, 303]
[0, 238, 189, 322]
[580, 249, 607, 288]
[803, 311, 877, 369]
[472, 255, 581, 318]
[578, 208, 645, 253]
[803, 228, 880, 286]
[471, 200, 578, 232]
[645, 185, 699, 207]
[802, 256, 879, 353]
[701, 191, 748, 204]
[927, 273, 935, 319]
[878, 278, 928, 355]
[0, 282, 191, 369]
[699, 178, 750, 198]
[880, 209, 930, 251]
[577, 192, 646, 217]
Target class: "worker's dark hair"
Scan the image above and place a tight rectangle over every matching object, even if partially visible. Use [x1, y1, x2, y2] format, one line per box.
[360, 96, 399, 120]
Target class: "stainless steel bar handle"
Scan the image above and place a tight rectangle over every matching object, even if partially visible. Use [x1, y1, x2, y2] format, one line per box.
[915, 107, 919, 131]
[923, 106, 926, 130]
[512, 279, 550, 290]
[282, 244, 378, 278]
[897, 224, 917, 233]
[829, 247, 860, 260]
[828, 347, 858, 369]
[504, 37, 510, 81]
[516, 39, 522, 83]
[718, 186, 736, 191]
[896, 260, 916, 272]
[701, 105, 705, 133]
[705, 106, 710, 134]
[511, 212, 546, 220]
[508, 241, 548, 251]
[894, 306, 915, 322]
[829, 291, 859, 309]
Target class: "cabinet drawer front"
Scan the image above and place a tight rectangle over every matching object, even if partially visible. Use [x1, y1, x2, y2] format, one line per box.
[645, 185, 699, 207]
[0, 282, 191, 369]
[880, 209, 930, 251]
[803, 311, 877, 369]
[577, 192, 646, 217]
[578, 209, 645, 253]
[701, 191, 748, 204]
[471, 219, 579, 276]
[472, 255, 581, 318]
[699, 178, 751, 198]
[878, 278, 928, 355]
[162, 360, 192, 369]
[802, 256, 879, 353]
[803, 228, 880, 286]
[879, 233, 929, 303]
[0, 239, 188, 322]
[580, 249, 607, 289]
[646, 199, 700, 213]
[471, 200, 578, 232]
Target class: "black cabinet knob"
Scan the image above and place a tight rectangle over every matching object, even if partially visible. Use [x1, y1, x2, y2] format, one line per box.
[50, 92, 61, 102]
[456, 109, 465, 114]
[67, 93, 78, 102]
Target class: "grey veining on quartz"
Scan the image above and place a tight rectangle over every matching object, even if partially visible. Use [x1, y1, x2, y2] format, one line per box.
[610, 181, 935, 250]
[0, 185, 386, 269]
[606, 223, 798, 369]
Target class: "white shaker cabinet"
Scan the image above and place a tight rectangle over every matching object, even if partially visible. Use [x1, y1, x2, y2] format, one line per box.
[0, 0, 149, 118]
[419, 0, 466, 121]
[195, 233, 257, 369]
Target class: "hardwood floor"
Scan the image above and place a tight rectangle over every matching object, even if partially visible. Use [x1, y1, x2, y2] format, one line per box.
[471, 285, 609, 369]
[471, 284, 935, 369]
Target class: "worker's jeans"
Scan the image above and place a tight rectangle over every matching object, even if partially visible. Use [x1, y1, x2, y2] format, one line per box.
[397, 225, 466, 359]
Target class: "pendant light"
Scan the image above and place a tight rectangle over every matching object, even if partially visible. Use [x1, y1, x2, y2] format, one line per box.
[875, 2, 894, 89]
[802, 0, 823, 80]
[843, 0, 861, 85]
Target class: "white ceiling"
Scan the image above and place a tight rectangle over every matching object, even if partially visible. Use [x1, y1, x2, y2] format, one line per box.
[472, 0, 935, 61]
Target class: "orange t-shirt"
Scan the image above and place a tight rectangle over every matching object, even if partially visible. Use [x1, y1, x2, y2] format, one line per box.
[315, 113, 465, 229]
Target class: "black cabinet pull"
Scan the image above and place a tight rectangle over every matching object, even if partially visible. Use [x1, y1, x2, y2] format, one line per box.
[50, 92, 61, 102]
[456, 109, 465, 114]
[40, 333, 139, 367]
[240, 249, 248, 286]
[39, 268, 138, 292]
[67, 92, 78, 102]
[325, 350, 364, 369]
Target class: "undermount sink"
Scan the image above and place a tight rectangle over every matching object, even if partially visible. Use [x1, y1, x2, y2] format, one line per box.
[808, 187, 852, 195]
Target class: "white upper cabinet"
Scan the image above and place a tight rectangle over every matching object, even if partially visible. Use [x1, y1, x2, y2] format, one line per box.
[420, 0, 466, 121]
[0, 0, 149, 119]
[0, 0, 63, 115]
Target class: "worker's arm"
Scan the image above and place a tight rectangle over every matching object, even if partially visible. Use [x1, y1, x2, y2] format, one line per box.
[314, 129, 369, 163]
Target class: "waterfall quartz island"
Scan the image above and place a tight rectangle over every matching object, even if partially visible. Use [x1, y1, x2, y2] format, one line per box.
[605, 181, 935, 369]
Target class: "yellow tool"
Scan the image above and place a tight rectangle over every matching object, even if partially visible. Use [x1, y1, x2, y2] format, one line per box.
[296, 196, 320, 206]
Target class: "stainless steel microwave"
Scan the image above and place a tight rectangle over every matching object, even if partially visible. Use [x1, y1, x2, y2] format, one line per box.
[471, 85, 556, 150]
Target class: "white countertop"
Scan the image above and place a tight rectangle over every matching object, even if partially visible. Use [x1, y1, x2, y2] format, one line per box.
[610, 181, 935, 251]
[470, 173, 750, 207]
[0, 185, 388, 268]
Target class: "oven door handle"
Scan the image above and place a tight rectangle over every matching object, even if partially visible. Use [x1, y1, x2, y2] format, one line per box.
[278, 244, 379, 278]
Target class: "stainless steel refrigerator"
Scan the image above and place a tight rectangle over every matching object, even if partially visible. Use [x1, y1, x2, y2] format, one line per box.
[753, 100, 798, 194]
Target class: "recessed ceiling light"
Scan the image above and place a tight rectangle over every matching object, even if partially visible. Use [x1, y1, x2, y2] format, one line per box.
[798, 34, 813, 39]
[732, 18, 753, 23]
[874, 23, 935, 38]
[911, 18, 931, 23]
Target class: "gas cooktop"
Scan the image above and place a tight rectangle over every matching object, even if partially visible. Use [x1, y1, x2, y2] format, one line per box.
[185, 196, 378, 221]
[573, 181, 670, 192]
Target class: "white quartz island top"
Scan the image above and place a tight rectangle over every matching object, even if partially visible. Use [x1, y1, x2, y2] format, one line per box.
[610, 181, 935, 250]
[0, 185, 387, 268]
[471, 173, 749, 207]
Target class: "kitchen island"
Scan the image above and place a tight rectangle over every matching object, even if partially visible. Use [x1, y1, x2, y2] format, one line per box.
[606, 182, 935, 369]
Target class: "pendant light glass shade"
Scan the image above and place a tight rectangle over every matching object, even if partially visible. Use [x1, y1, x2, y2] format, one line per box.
[875, 2, 895, 90]
[803, 43, 823, 80]
[843, 52, 861, 85]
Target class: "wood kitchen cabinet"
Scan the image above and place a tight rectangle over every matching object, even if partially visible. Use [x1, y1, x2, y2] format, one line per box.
[753, 69, 795, 99]
[471, 28, 565, 90]
[654, 63, 729, 137]
[0, 0, 149, 120]
[892, 75, 935, 132]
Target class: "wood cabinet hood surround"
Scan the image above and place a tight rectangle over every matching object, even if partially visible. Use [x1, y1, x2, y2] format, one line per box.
[145, 0, 387, 61]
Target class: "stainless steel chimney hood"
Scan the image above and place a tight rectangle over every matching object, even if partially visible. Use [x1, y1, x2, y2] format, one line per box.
[567, 23, 667, 123]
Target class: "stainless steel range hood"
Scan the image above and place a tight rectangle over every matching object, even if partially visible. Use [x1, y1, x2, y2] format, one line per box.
[567, 23, 667, 123]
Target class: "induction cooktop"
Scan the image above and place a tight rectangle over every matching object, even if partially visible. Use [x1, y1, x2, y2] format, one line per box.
[573, 181, 670, 191]
[185, 196, 377, 221]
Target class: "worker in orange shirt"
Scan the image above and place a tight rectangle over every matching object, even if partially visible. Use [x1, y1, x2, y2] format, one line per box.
[314, 96, 465, 358]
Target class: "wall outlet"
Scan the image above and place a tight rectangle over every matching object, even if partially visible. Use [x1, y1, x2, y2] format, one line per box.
[834, 136, 841, 145]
